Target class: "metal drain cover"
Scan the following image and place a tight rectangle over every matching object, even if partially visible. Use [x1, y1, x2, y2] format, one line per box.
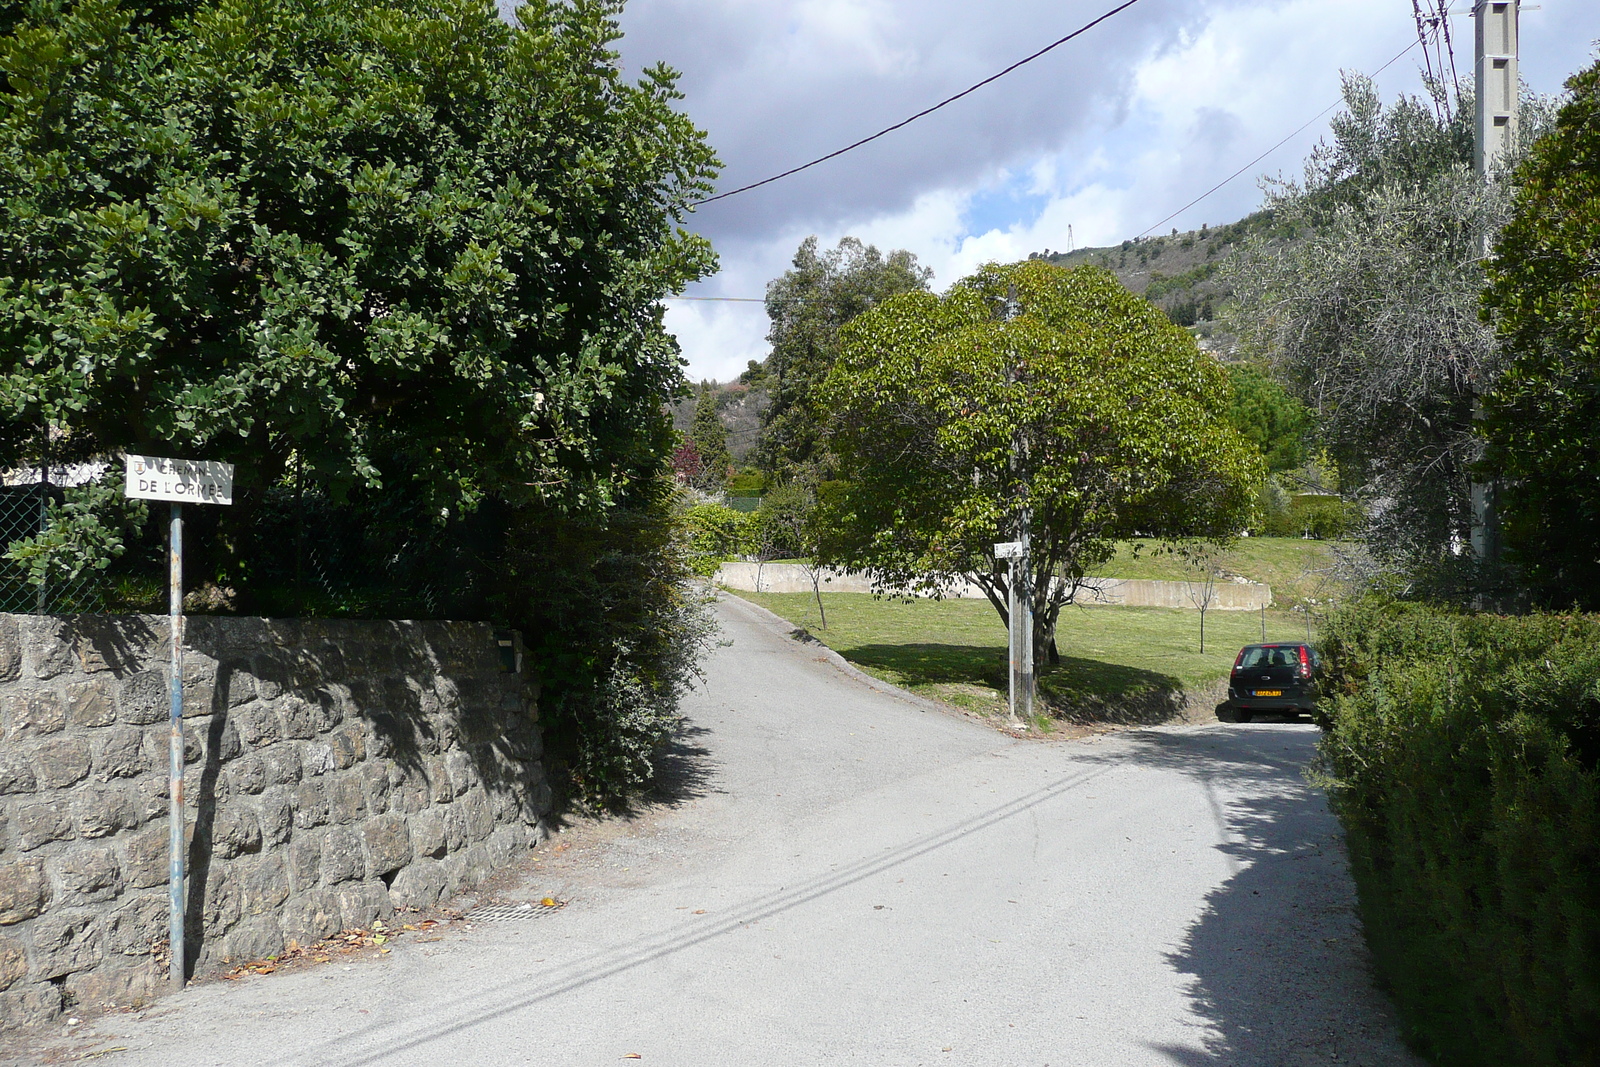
[465, 901, 566, 923]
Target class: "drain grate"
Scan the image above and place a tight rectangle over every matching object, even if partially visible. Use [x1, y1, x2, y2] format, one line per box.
[465, 901, 567, 923]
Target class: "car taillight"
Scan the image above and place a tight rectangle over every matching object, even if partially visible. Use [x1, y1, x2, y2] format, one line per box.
[1297, 645, 1311, 679]
[1231, 649, 1246, 677]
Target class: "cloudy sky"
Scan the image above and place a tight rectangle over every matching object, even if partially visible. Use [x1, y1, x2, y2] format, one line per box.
[610, 1, 1599, 383]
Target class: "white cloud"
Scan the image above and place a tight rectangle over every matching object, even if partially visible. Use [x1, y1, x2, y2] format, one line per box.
[626, 0, 1600, 380]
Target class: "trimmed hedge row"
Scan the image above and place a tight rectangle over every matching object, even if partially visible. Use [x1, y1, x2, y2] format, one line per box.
[1319, 599, 1600, 1066]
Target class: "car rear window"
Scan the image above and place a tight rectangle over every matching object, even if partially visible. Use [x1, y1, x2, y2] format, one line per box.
[1240, 645, 1303, 668]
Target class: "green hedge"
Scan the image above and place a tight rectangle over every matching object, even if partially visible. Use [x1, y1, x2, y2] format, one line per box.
[1319, 599, 1600, 1066]
[682, 502, 757, 576]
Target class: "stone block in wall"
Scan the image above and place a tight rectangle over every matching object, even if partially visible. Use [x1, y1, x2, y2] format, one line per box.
[100, 892, 165, 958]
[286, 833, 322, 894]
[361, 814, 411, 877]
[236, 855, 289, 917]
[444, 750, 478, 796]
[387, 860, 446, 910]
[328, 723, 364, 769]
[361, 761, 389, 815]
[300, 741, 335, 779]
[198, 866, 240, 934]
[319, 828, 364, 885]
[0, 862, 47, 924]
[425, 759, 453, 805]
[91, 727, 150, 780]
[118, 828, 167, 890]
[229, 754, 266, 796]
[14, 800, 74, 852]
[441, 807, 467, 855]
[0, 984, 61, 1029]
[74, 786, 140, 840]
[117, 671, 168, 726]
[279, 889, 342, 945]
[328, 775, 366, 826]
[257, 789, 292, 847]
[486, 825, 529, 871]
[220, 668, 256, 709]
[30, 736, 91, 789]
[65, 679, 116, 729]
[277, 697, 318, 741]
[262, 746, 301, 786]
[220, 916, 283, 966]
[0, 752, 36, 796]
[64, 958, 159, 1013]
[442, 843, 491, 895]
[21, 617, 76, 680]
[0, 934, 25, 991]
[459, 790, 494, 844]
[291, 778, 329, 829]
[0, 617, 18, 683]
[232, 701, 280, 749]
[336, 881, 391, 931]
[28, 908, 103, 980]
[50, 846, 123, 906]
[178, 653, 217, 716]
[210, 803, 262, 860]
[409, 811, 447, 860]
[3, 690, 66, 740]
[386, 766, 429, 815]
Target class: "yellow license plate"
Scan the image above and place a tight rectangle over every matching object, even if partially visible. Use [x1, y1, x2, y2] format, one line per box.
[1254, 690, 1283, 697]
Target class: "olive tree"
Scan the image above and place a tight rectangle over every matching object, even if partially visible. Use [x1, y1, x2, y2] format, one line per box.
[817, 260, 1260, 668]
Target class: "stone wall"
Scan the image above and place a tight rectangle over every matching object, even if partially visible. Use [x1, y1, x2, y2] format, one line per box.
[0, 613, 552, 1030]
[715, 563, 1274, 610]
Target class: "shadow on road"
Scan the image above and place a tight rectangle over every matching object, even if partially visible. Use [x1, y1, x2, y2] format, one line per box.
[1084, 727, 1420, 1067]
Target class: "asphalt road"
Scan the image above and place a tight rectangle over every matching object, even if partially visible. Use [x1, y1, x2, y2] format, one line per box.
[21, 595, 1422, 1067]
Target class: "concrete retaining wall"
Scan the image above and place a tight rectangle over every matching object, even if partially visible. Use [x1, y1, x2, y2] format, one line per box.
[714, 562, 1272, 610]
[0, 613, 551, 1030]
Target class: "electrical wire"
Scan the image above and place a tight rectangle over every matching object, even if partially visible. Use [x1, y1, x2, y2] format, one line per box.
[1134, 36, 1421, 239]
[689, 0, 1146, 208]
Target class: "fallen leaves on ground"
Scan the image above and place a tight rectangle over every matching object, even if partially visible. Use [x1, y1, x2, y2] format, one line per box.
[221, 919, 442, 980]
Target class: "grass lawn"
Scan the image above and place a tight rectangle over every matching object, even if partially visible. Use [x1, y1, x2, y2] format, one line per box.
[737, 590, 1314, 725]
[1091, 536, 1347, 608]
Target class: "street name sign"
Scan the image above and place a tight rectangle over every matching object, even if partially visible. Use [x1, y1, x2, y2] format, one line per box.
[124, 455, 234, 505]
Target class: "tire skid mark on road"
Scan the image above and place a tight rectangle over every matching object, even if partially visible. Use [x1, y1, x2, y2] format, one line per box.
[287, 762, 1118, 1067]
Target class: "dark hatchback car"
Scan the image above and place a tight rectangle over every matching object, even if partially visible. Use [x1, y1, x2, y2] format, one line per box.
[1216, 642, 1321, 722]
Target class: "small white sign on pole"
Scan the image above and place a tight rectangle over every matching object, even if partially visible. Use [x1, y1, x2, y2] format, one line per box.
[994, 541, 1024, 560]
[124, 454, 234, 505]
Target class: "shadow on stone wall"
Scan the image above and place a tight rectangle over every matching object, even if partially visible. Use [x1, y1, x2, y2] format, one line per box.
[0, 612, 553, 1028]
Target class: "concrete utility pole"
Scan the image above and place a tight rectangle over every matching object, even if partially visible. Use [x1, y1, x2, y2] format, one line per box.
[1470, 0, 1518, 564]
[998, 287, 1034, 726]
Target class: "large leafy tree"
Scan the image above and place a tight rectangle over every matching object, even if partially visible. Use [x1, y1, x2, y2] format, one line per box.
[1482, 57, 1600, 607]
[0, 0, 716, 523]
[753, 236, 931, 482]
[1228, 75, 1550, 569]
[817, 260, 1260, 667]
[0, 0, 720, 803]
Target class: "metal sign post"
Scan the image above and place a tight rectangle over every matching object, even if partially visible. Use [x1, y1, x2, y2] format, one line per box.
[124, 455, 234, 991]
[995, 539, 1031, 725]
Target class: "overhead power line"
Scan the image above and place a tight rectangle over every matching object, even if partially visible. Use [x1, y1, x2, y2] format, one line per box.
[690, 0, 1147, 208]
[1134, 36, 1421, 239]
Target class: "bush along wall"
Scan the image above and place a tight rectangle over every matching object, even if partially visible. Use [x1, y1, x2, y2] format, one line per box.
[1317, 598, 1600, 1066]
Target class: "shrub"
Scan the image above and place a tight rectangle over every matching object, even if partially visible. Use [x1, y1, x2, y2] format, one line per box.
[1318, 598, 1600, 1066]
[682, 502, 757, 576]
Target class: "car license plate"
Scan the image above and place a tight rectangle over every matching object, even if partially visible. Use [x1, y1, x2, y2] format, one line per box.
[1254, 689, 1283, 697]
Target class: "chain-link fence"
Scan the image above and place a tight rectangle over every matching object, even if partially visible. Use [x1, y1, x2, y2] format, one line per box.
[0, 479, 123, 614]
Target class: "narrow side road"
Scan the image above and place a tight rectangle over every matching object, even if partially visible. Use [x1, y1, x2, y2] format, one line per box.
[17, 595, 1421, 1066]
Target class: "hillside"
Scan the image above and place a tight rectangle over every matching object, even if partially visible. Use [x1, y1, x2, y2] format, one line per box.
[1032, 210, 1281, 350]
[669, 380, 770, 464]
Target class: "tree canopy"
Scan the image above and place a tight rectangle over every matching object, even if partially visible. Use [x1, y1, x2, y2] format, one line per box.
[752, 236, 932, 482]
[0, 0, 717, 518]
[685, 385, 731, 492]
[1482, 56, 1600, 607]
[817, 259, 1260, 667]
